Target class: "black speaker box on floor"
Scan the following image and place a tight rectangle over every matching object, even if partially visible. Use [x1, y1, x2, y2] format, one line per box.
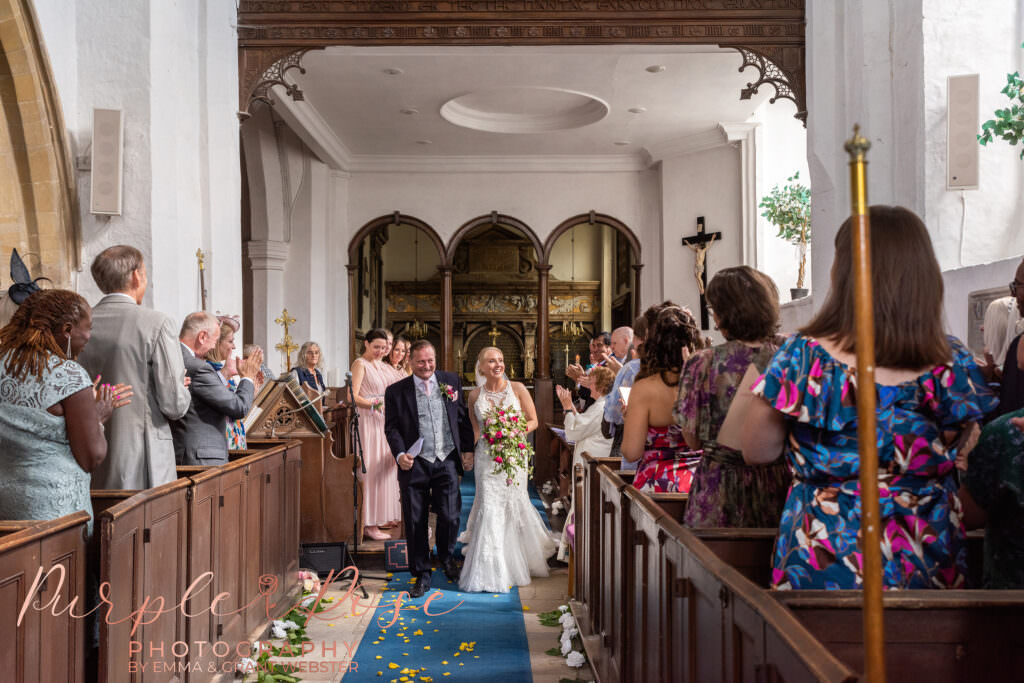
[300, 542, 349, 579]
[385, 540, 408, 572]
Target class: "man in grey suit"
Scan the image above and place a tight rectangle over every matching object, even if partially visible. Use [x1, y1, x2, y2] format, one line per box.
[78, 246, 191, 489]
[171, 312, 261, 466]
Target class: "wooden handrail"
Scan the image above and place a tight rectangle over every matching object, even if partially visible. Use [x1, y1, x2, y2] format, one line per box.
[0, 511, 90, 552]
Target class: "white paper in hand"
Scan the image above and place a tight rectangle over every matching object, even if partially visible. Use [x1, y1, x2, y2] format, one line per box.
[407, 437, 424, 458]
[619, 386, 631, 405]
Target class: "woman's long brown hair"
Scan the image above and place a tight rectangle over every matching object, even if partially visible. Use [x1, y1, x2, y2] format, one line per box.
[801, 205, 950, 368]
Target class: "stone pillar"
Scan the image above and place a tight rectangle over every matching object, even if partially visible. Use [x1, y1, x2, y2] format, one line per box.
[440, 266, 454, 372]
[247, 239, 289, 374]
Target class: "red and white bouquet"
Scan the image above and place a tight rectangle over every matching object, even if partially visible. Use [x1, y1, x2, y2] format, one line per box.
[481, 404, 533, 486]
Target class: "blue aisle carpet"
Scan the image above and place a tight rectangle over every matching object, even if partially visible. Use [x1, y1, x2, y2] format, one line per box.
[345, 468, 551, 682]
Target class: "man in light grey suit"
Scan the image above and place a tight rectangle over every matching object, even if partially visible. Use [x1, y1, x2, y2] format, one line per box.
[78, 246, 191, 490]
[171, 312, 261, 466]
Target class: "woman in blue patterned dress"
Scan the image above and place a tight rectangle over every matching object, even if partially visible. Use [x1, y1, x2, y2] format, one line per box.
[742, 206, 997, 589]
[0, 290, 131, 535]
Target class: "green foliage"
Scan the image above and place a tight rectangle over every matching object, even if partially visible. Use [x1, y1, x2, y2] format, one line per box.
[537, 608, 563, 627]
[758, 172, 811, 245]
[546, 647, 563, 656]
[978, 45, 1024, 159]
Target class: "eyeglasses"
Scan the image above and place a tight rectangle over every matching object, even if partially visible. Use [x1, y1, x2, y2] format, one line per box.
[1012, 281, 1022, 296]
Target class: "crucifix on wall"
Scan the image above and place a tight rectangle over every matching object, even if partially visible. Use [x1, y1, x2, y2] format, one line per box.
[681, 216, 721, 330]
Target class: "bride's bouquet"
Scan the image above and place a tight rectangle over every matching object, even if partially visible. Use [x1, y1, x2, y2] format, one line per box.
[480, 405, 533, 486]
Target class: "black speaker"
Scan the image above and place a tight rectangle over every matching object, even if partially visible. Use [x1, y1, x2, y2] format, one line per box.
[300, 542, 349, 579]
[385, 540, 408, 572]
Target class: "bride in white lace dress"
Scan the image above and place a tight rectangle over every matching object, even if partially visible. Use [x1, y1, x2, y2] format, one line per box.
[458, 347, 558, 593]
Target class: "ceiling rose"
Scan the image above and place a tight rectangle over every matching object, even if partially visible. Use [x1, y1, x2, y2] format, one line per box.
[440, 87, 609, 134]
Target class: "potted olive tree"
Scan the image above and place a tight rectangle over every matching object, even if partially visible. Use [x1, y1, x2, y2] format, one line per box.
[759, 172, 811, 299]
[978, 43, 1024, 157]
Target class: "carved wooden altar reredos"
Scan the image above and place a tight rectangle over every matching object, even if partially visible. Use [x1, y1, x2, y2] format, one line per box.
[238, 1, 807, 123]
[386, 225, 600, 380]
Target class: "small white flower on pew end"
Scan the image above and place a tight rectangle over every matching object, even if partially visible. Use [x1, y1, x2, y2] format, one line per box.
[561, 625, 579, 640]
[558, 612, 576, 627]
[301, 595, 316, 608]
[282, 620, 300, 631]
[558, 604, 569, 613]
[566, 651, 586, 668]
[560, 639, 574, 656]
[237, 657, 257, 673]
[551, 500, 564, 515]
[271, 625, 287, 639]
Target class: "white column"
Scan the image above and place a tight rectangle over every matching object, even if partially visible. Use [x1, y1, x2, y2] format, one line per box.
[719, 122, 761, 269]
[247, 239, 289, 371]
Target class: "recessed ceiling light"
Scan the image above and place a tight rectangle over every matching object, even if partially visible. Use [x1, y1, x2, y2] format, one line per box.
[400, 108, 420, 115]
[645, 65, 666, 73]
[628, 107, 647, 114]
[382, 67, 404, 75]
[614, 140, 631, 146]
[416, 139, 433, 145]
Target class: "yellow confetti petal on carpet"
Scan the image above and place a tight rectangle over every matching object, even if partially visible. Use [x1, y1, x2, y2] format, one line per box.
[424, 646, 431, 650]
[376, 655, 383, 660]
[433, 629, 439, 632]
[389, 663, 399, 669]
[376, 673, 382, 677]
[522, 606, 530, 611]
[413, 629, 423, 636]
[387, 573, 394, 578]
[442, 661, 448, 665]
[458, 663, 464, 667]
[443, 674, 450, 677]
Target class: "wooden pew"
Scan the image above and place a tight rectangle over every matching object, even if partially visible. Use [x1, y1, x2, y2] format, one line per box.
[95, 442, 301, 681]
[776, 590, 1024, 681]
[0, 512, 90, 683]
[572, 453, 621, 640]
[98, 478, 191, 682]
[579, 464, 856, 682]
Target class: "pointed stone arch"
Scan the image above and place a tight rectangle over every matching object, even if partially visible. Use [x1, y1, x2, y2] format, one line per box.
[0, 0, 80, 289]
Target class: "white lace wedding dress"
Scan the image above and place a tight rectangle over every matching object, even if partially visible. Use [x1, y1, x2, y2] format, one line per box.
[458, 381, 558, 593]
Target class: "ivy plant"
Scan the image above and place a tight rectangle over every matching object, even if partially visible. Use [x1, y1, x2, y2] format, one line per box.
[978, 43, 1024, 158]
[758, 172, 811, 290]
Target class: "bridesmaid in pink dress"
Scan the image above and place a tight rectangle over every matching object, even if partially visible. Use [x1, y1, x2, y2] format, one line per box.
[350, 328, 402, 540]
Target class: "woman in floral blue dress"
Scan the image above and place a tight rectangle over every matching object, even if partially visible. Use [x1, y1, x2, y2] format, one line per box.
[743, 206, 997, 590]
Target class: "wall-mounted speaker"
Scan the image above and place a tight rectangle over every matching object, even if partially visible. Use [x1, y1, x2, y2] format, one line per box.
[90, 108, 123, 215]
[947, 74, 980, 190]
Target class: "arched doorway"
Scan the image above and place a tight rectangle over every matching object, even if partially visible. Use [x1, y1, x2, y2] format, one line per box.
[444, 213, 543, 381]
[542, 213, 642, 384]
[347, 214, 445, 363]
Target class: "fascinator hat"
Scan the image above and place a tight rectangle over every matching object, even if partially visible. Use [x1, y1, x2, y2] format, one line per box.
[215, 312, 240, 333]
[8, 249, 49, 304]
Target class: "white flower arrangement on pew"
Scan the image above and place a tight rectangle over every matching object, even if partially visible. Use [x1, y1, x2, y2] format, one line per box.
[237, 569, 335, 681]
[538, 603, 590, 679]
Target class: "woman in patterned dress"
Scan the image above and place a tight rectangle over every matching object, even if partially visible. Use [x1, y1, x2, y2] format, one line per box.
[676, 266, 791, 528]
[622, 304, 703, 493]
[743, 206, 998, 589]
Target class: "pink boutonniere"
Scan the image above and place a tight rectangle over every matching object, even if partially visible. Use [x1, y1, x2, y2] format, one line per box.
[439, 383, 458, 402]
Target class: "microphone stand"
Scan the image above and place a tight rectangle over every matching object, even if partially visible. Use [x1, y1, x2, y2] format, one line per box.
[340, 371, 368, 599]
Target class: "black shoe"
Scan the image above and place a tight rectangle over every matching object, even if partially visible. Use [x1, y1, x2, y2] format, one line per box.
[443, 560, 461, 583]
[409, 582, 427, 599]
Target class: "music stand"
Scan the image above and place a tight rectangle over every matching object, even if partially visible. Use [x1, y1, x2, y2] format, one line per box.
[338, 375, 369, 599]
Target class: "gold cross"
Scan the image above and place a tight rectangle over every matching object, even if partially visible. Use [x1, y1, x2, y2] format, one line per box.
[196, 249, 205, 271]
[487, 325, 502, 346]
[274, 308, 299, 371]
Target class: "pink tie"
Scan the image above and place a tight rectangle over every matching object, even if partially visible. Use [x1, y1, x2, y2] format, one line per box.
[421, 380, 429, 395]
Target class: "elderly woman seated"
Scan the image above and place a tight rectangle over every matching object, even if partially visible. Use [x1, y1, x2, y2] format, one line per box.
[556, 365, 616, 464]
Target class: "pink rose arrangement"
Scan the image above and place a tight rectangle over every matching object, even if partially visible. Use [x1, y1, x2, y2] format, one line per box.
[481, 404, 534, 486]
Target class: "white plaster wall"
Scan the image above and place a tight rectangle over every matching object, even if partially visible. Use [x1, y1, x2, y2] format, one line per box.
[943, 255, 1021, 343]
[660, 146, 742, 342]
[922, 0, 1024, 270]
[805, 0, 927, 309]
[548, 224, 604, 282]
[33, 0, 240, 328]
[751, 98, 810, 301]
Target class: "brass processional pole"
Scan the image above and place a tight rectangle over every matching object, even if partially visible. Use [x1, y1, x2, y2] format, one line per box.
[844, 125, 885, 681]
